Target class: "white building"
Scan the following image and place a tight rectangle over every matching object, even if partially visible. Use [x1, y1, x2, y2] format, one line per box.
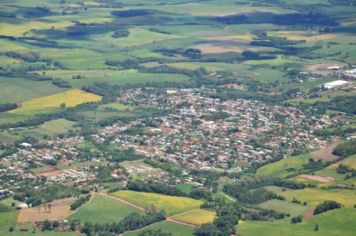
[322, 80, 349, 89]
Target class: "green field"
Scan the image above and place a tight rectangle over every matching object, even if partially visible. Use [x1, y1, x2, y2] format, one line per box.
[256, 154, 312, 178]
[68, 195, 141, 224]
[0, 76, 65, 104]
[0, 204, 19, 236]
[258, 199, 307, 217]
[111, 191, 203, 215]
[280, 188, 356, 208]
[123, 221, 195, 236]
[239, 208, 356, 236]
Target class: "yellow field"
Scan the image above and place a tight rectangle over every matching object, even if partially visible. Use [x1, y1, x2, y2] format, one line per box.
[111, 190, 203, 215]
[280, 188, 356, 207]
[171, 209, 216, 225]
[328, 155, 356, 169]
[11, 89, 102, 114]
[270, 31, 338, 42]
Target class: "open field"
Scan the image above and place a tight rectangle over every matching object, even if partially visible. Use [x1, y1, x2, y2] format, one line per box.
[256, 154, 311, 178]
[68, 194, 141, 224]
[17, 198, 75, 223]
[0, 76, 65, 104]
[123, 221, 194, 236]
[111, 191, 203, 215]
[171, 209, 216, 226]
[10, 89, 102, 114]
[280, 188, 356, 208]
[258, 199, 307, 217]
[40, 69, 189, 87]
[238, 208, 356, 236]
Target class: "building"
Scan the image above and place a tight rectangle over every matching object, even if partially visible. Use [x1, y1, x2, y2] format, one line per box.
[322, 80, 349, 89]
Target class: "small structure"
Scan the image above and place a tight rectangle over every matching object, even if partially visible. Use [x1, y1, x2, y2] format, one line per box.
[322, 80, 349, 89]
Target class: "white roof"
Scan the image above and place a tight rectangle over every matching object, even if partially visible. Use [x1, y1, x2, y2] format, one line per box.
[323, 80, 349, 88]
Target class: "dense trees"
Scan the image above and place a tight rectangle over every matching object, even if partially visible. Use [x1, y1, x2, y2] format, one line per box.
[313, 201, 342, 215]
[0, 103, 17, 112]
[332, 140, 356, 157]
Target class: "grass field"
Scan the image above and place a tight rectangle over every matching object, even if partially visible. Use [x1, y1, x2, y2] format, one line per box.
[256, 154, 311, 178]
[171, 209, 216, 225]
[238, 208, 356, 236]
[280, 188, 356, 208]
[123, 221, 195, 236]
[68, 195, 141, 224]
[11, 89, 102, 114]
[0, 204, 19, 236]
[0, 76, 65, 104]
[111, 191, 203, 215]
[258, 199, 307, 217]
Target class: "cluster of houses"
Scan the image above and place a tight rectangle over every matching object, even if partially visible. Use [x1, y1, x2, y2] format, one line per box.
[97, 87, 338, 170]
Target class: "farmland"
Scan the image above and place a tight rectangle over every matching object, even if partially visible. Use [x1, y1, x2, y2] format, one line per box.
[111, 191, 203, 215]
[0, 0, 355, 235]
[171, 209, 216, 226]
[11, 89, 102, 114]
[124, 221, 194, 236]
[239, 208, 356, 236]
[68, 194, 141, 224]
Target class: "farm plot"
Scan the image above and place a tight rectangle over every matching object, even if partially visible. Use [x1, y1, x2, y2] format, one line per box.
[171, 209, 216, 226]
[10, 89, 102, 114]
[68, 195, 141, 224]
[17, 198, 75, 223]
[111, 191, 203, 215]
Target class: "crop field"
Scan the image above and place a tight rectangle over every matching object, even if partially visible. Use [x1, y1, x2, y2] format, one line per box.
[10, 89, 102, 114]
[40, 69, 189, 87]
[111, 191, 203, 215]
[0, 76, 65, 104]
[123, 221, 194, 236]
[280, 188, 356, 208]
[238, 208, 356, 236]
[171, 209, 216, 226]
[68, 195, 141, 224]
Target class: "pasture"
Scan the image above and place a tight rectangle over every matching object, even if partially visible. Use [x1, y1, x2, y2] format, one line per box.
[123, 221, 194, 236]
[171, 209, 216, 226]
[68, 194, 141, 224]
[256, 154, 311, 178]
[258, 199, 307, 217]
[10, 89, 102, 114]
[280, 188, 356, 208]
[238, 208, 356, 236]
[111, 190, 203, 215]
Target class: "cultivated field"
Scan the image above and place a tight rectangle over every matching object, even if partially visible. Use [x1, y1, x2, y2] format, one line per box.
[10, 89, 102, 114]
[68, 194, 141, 224]
[111, 191, 203, 215]
[171, 209, 216, 226]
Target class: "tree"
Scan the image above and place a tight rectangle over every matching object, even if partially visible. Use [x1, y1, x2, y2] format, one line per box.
[60, 103, 66, 109]
[194, 223, 220, 236]
[314, 224, 319, 231]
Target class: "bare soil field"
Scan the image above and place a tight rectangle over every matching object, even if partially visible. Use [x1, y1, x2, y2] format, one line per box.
[311, 142, 339, 161]
[297, 174, 335, 183]
[17, 198, 75, 223]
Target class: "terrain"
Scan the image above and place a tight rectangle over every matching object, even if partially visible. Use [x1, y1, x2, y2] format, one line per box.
[0, 0, 355, 236]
